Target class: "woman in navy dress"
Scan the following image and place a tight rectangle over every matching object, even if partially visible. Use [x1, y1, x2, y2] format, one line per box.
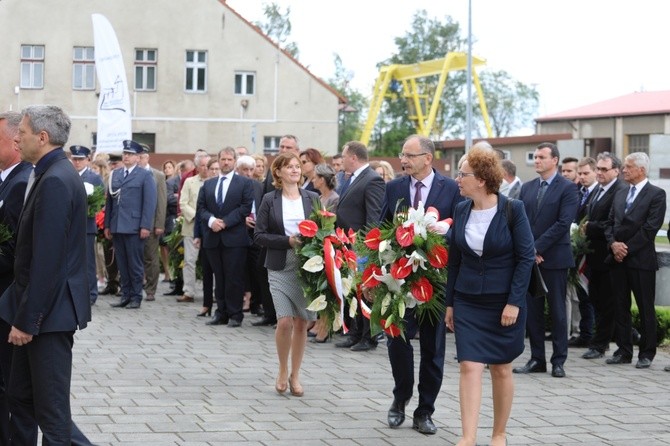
[445, 147, 535, 446]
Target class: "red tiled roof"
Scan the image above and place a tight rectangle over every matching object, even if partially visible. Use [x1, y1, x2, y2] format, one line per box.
[218, 0, 346, 104]
[536, 91, 670, 122]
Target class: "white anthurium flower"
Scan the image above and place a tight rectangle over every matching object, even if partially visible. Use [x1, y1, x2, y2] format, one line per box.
[332, 314, 342, 332]
[406, 250, 428, 272]
[570, 223, 579, 234]
[83, 182, 95, 196]
[381, 293, 392, 314]
[404, 293, 417, 308]
[349, 297, 358, 318]
[378, 247, 396, 267]
[302, 255, 324, 273]
[372, 266, 405, 293]
[306, 294, 327, 312]
[379, 239, 389, 252]
[341, 275, 353, 297]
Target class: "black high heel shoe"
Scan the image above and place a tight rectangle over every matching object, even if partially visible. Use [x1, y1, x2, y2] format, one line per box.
[196, 308, 211, 317]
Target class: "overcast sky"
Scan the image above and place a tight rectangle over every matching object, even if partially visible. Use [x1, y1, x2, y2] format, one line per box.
[226, 0, 670, 122]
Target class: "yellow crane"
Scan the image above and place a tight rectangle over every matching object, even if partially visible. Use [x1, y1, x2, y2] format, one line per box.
[361, 51, 493, 146]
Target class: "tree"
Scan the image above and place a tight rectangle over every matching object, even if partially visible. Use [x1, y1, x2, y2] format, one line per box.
[476, 70, 539, 137]
[254, 3, 299, 59]
[327, 54, 368, 150]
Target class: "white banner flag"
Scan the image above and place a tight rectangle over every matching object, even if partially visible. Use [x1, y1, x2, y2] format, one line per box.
[92, 13, 131, 154]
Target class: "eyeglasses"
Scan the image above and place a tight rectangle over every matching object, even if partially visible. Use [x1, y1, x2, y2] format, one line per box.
[596, 167, 614, 172]
[456, 171, 476, 178]
[398, 152, 429, 159]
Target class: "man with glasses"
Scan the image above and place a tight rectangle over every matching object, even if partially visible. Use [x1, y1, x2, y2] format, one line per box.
[514, 142, 578, 378]
[379, 135, 461, 435]
[580, 152, 627, 360]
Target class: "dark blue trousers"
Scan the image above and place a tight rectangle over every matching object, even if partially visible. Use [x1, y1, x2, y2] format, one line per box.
[527, 267, 568, 367]
[113, 233, 146, 304]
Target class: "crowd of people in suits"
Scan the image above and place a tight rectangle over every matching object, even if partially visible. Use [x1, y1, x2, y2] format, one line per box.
[0, 103, 667, 445]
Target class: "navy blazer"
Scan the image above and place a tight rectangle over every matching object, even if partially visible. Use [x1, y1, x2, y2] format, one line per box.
[254, 189, 318, 270]
[197, 173, 254, 249]
[104, 165, 157, 234]
[605, 181, 666, 270]
[0, 150, 91, 334]
[80, 167, 104, 235]
[519, 174, 579, 269]
[0, 161, 32, 284]
[446, 195, 535, 308]
[380, 169, 462, 223]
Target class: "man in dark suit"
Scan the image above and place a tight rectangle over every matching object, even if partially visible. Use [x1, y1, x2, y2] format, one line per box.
[379, 135, 461, 435]
[104, 140, 157, 309]
[139, 146, 167, 302]
[0, 112, 33, 444]
[335, 141, 385, 352]
[254, 135, 300, 326]
[197, 147, 254, 327]
[580, 152, 627, 360]
[0, 105, 92, 444]
[514, 142, 578, 378]
[604, 151, 666, 369]
[70, 145, 105, 305]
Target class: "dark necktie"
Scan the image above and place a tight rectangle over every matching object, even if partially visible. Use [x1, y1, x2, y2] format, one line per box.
[216, 176, 227, 206]
[625, 185, 636, 213]
[413, 181, 424, 209]
[340, 173, 352, 195]
[123, 169, 128, 178]
[537, 180, 548, 210]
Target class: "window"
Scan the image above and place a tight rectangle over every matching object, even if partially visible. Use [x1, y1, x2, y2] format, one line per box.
[264, 136, 281, 155]
[628, 134, 649, 155]
[72, 46, 95, 90]
[20, 45, 44, 89]
[185, 50, 207, 92]
[234, 72, 255, 95]
[135, 49, 157, 91]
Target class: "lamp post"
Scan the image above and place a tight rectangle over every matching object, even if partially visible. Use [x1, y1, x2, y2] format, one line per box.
[465, 0, 473, 152]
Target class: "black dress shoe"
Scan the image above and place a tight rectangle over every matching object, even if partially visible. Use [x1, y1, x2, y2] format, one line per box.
[162, 288, 182, 296]
[663, 365, 670, 372]
[635, 358, 652, 369]
[351, 339, 376, 352]
[551, 364, 566, 378]
[412, 414, 437, 435]
[99, 286, 118, 296]
[513, 359, 547, 374]
[206, 315, 227, 326]
[251, 317, 277, 327]
[335, 337, 358, 348]
[605, 354, 632, 365]
[110, 299, 130, 308]
[387, 398, 409, 428]
[126, 301, 141, 309]
[581, 348, 604, 359]
[567, 336, 589, 348]
[227, 319, 241, 328]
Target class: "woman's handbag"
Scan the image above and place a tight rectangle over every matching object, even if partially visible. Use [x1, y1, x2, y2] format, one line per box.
[506, 199, 548, 298]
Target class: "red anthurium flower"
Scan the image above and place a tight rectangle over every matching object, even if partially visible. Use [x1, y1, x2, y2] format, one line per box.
[347, 228, 357, 245]
[381, 319, 401, 337]
[336, 227, 350, 244]
[427, 245, 448, 268]
[298, 220, 318, 237]
[319, 208, 336, 218]
[411, 277, 434, 303]
[361, 264, 382, 288]
[390, 257, 412, 279]
[395, 225, 415, 247]
[334, 249, 343, 269]
[343, 249, 357, 271]
[95, 209, 105, 229]
[364, 227, 382, 250]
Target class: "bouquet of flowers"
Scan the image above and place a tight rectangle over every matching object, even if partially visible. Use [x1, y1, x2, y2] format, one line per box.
[355, 202, 451, 339]
[569, 219, 592, 292]
[84, 182, 106, 218]
[296, 201, 357, 334]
